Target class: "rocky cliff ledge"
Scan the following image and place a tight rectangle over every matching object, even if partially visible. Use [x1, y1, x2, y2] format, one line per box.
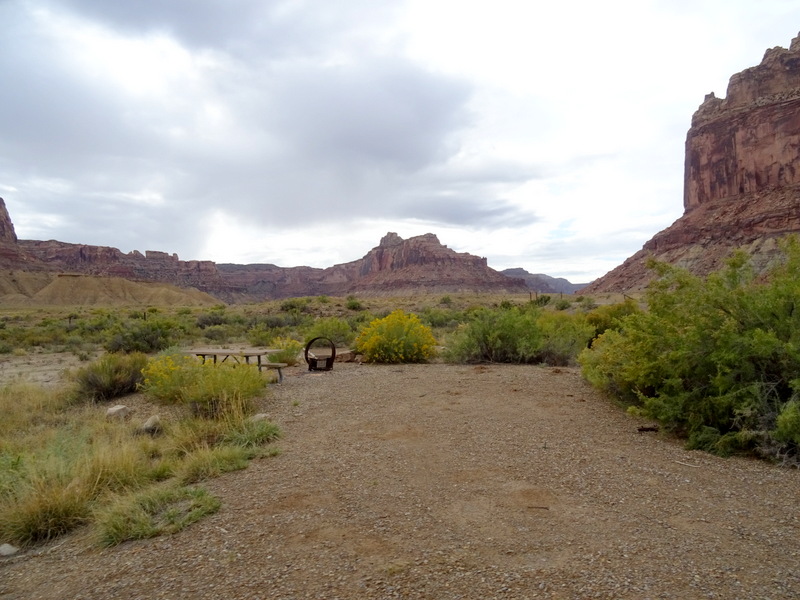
[585, 33, 800, 293]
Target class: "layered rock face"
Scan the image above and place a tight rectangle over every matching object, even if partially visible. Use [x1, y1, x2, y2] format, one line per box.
[1, 204, 525, 300]
[216, 232, 527, 299]
[585, 33, 800, 293]
[0, 198, 35, 267]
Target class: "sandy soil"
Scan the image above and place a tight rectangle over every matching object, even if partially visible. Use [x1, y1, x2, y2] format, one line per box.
[1, 358, 799, 599]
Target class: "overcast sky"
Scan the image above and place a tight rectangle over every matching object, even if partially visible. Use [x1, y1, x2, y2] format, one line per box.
[2, 1, 799, 282]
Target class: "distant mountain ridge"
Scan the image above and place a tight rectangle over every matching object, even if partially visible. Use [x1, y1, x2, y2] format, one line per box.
[500, 268, 587, 294]
[0, 200, 554, 301]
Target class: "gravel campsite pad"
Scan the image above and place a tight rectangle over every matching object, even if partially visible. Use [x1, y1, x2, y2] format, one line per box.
[2, 361, 799, 599]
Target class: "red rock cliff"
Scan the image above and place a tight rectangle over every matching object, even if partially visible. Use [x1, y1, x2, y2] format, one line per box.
[585, 33, 800, 293]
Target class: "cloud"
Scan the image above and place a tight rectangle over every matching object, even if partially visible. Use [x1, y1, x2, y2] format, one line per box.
[4, 0, 800, 283]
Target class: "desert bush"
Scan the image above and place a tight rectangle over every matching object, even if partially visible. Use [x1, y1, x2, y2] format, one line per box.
[345, 295, 364, 311]
[267, 336, 304, 366]
[141, 353, 267, 418]
[247, 323, 274, 347]
[585, 298, 641, 339]
[419, 306, 463, 330]
[445, 306, 541, 364]
[196, 311, 227, 329]
[201, 324, 231, 342]
[445, 305, 591, 365]
[532, 294, 551, 307]
[306, 317, 355, 346]
[105, 319, 176, 353]
[535, 312, 595, 366]
[354, 310, 437, 363]
[554, 299, 572, 311]
[72, 352, 147, 402]
[580, 239, 800, 460]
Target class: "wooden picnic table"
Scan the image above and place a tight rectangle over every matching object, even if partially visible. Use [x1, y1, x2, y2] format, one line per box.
[191, 348, 288, 382]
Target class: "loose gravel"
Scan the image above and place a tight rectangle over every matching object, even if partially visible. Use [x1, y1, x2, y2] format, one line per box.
[2, 362, 799, 599]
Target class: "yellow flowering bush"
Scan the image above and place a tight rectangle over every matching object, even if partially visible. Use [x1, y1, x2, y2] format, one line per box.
[354, 310, 437, 364]
[140, 352, 200, 404]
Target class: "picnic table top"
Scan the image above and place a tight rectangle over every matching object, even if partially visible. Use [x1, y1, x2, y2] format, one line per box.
[190, 348, 280, 357]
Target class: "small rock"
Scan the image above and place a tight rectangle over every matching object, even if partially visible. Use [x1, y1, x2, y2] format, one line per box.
[106, 405, 130, 420]
[0, 543, 20, 557]
[139, 415, 162, 436]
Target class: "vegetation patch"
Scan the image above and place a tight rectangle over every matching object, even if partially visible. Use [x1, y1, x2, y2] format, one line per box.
[95, 485, 220, 547]
[354, 310, 437, 363]
[580, 238, 800, 462]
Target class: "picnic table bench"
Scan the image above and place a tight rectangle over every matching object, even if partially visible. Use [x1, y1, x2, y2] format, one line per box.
[191, 348, 288, 383]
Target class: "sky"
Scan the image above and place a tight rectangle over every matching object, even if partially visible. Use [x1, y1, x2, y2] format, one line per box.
[2, 1, 799, 283]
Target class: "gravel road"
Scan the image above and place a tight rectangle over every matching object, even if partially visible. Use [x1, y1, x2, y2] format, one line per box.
[2, 362, 799, 599]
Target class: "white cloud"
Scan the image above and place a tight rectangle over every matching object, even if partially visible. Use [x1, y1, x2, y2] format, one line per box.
[2, 0, 800, 283]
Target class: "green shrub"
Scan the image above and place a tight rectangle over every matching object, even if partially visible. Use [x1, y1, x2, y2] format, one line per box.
[306, 317, 355, 346]
[536, 312, 594, 366]
[554, 299, 572, 311]
[105, 319, 175, 353]
[585, 298, 641, 339]
[775, 399, 800, 445]
[354, 310, 437, 363]
[201, 324, 230, 342]
[444, 306, 591, 366]
[267, 337, 303, 366]
[532, 294, 551, 307]
[445, 306, 541, 364]
[580, 239, 800, 460]
[73, 352, 148, 402]
[419, 307, 463, 329]
[196, 312, 227, 329]
[346, 295, 364, 311]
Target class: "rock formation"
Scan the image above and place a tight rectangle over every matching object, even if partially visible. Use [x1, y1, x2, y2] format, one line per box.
[0, 198, 527, 301]
[215, 232, 528, 299]
[585, 33, 800, 293]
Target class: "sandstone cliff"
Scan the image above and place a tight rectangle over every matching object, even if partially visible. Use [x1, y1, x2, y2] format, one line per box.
[216, 232, 528, 300]
[0, 197, 526, 301]
[584, 33, 800, 294]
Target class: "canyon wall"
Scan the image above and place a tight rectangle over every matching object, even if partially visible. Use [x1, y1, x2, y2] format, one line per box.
[0, 198, 526, 301]
[585, 33, 800, 293]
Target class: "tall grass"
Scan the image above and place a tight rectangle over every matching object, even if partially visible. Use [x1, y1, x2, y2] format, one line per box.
[0, 372, 280, 548]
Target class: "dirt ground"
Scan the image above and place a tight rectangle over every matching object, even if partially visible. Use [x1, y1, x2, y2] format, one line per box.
[1, 356, 799, 599]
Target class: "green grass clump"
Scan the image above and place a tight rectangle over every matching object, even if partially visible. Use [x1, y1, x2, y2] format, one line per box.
[354, 310, 437, 364]
[72, 352, 148, 402]
[94, 485, 220, 547]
